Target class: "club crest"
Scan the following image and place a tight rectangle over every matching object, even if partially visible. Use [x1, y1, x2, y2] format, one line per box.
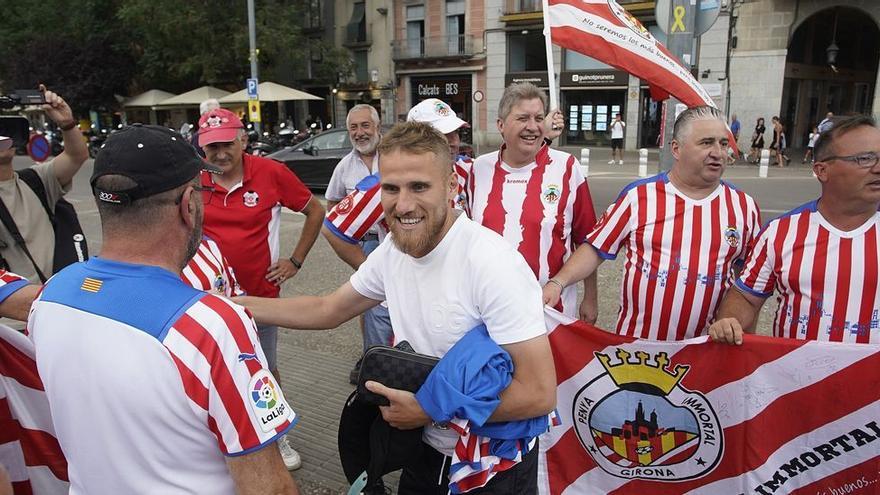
[337, 193, 354, 215]
[544, 184, 561, 204]
[572, 348, 723, 481]
[724, 226, 740, 248]
[243, 190, 259, 208]
[608, 0, 655, 43]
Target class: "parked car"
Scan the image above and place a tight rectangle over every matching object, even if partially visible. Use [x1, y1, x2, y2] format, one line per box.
[267, 128, 352, 191]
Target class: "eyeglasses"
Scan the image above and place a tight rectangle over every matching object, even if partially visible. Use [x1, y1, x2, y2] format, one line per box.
[175, 184, 214, 205]
[817, 152, 880, 169]
[0, 140, 13, 151]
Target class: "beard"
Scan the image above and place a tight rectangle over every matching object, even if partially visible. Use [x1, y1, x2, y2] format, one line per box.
[181, 210, 203, 270]
[354, 133, 380, 155]
[388, 206, 449, 258]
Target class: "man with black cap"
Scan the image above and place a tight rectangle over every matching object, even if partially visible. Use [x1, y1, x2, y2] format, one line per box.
[197, 108, 324, 470]
[28, 125, 300, 494]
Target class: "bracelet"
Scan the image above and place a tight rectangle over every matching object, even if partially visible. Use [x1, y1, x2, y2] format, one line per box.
[289, 256, 303, 269]
[58, 121, 77, 131]
[547, 278, 564, 290]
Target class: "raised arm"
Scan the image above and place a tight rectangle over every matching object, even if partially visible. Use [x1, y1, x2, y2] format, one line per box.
[42, 86, 88, 187]
[237, 281, 379, 329]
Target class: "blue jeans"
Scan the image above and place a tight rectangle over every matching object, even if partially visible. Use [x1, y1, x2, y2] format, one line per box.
[362, 237, 393, 350]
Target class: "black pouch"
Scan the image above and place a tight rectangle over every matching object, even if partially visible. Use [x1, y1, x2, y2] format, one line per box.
[356, 341, 439, 406]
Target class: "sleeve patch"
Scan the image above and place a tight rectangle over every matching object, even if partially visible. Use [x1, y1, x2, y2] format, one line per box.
[248, 369, 294, 432]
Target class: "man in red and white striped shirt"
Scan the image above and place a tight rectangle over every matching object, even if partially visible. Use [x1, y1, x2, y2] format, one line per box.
[471, 83, 598, 320]
[545, 106, 761, 340]
[711, 114, 880, 345]
[29, 125, 299, 493]
[181, 236, 244, 297]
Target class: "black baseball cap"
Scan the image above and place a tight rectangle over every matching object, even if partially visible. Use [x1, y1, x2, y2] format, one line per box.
[91, 124, 221, 204]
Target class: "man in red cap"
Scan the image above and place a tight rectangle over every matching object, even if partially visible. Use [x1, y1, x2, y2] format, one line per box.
[197, 108, 324, 470]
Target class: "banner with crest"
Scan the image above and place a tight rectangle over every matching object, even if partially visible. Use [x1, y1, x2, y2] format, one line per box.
[539, 309, 880, 495]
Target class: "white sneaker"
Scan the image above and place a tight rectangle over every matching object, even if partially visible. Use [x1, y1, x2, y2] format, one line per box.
[618, 160, 623, 165]
[278, 435, 302, 470]
[608, 159, 615, 165]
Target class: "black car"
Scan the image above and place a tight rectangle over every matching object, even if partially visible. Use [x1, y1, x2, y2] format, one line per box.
[267, 129, 352, 191]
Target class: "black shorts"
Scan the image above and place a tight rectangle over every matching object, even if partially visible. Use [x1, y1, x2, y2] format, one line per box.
[611, 138, 623, 151]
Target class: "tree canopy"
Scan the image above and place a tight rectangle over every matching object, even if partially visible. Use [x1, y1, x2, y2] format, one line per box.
[0, 0, 350, 115]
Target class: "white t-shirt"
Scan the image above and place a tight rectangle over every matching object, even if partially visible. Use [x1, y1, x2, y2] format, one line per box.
[611, 120, 626, 139]
[350, 213, 546, 453]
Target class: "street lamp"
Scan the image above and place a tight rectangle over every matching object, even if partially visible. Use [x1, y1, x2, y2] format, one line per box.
[826, 9, 840, 73]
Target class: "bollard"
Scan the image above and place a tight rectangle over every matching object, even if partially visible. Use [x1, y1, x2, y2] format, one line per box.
[580, 148, 590, 177]
[638, 148, 648, 178]
[759, 149, 770, 178]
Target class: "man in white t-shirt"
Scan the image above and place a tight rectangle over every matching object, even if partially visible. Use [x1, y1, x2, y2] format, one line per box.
[242, 122, 556, 493]
[609, 113, 626, 165]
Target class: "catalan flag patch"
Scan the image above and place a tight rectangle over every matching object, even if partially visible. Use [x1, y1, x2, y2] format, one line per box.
[81, 277, 103, 293]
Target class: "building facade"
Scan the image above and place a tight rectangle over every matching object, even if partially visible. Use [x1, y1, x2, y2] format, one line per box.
[381, 0, 879, 153]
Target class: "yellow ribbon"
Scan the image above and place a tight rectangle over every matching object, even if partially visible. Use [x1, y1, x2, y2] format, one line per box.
[671, 6, 686, 33]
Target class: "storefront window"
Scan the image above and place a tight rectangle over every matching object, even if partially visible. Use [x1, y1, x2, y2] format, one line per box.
[410, 75, 473, 145]
[562, 89, 625, 147]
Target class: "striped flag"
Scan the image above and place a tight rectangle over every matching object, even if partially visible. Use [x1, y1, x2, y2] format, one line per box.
[0, 325, 68, 494]
[545, 0, 714, 107]
[539, 308, 880, 495]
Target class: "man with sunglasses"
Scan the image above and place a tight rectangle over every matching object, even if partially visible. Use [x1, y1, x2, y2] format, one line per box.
[196, 108, 323, 470]
[710, 114, 880, 345]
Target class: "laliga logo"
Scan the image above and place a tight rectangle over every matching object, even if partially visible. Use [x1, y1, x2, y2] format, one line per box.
[572, 349, 723, 481]
[251, 375, 278, 409]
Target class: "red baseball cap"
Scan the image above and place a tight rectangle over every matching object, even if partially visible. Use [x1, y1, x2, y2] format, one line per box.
[197, 108, 244, 146]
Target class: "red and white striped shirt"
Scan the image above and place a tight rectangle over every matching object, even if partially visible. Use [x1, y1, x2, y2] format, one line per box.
[737, 201, 880, 343]
[324, 156, 472, 244]
[587, 173, 760, 340]
[29, 258, 296, 493]
[469, 145, 596, 317]
[181, 236, 244, 297]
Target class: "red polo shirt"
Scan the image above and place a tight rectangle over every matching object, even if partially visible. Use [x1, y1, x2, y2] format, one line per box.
[201, 153, 312, 297]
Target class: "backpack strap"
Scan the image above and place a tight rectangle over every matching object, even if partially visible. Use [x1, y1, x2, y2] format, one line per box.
[17, 168, 54, 222]
[0, 191, 47, 283]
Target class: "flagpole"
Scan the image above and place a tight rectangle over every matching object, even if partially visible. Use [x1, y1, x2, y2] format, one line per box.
[541, 0, 558, 111]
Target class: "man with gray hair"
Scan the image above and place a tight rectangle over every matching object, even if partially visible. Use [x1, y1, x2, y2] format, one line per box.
[196, 107, 324, 470]
[470, 82, 598, 322]
[544, 105, 762, 341]
[325, 104, 389, 377]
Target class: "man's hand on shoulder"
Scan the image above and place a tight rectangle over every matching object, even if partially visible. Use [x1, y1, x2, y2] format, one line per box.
[365, 381, 431, 430]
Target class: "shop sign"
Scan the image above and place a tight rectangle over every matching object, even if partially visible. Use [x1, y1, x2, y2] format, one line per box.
[562, 70, 629, 87]
[504, 72, 550, 87]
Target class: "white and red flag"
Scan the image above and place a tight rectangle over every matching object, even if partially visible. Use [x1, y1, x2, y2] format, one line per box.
[544, 0, 714, 107]
[539, 308, 880, 495]
[0, 325, 69, 494]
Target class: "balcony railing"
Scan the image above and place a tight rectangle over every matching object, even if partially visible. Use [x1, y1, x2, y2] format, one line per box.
[392, 35, 478, 60]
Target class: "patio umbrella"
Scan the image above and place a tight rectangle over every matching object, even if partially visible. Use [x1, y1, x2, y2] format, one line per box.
[155, 86, 231, 107]
[219, 81, 323, 103]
